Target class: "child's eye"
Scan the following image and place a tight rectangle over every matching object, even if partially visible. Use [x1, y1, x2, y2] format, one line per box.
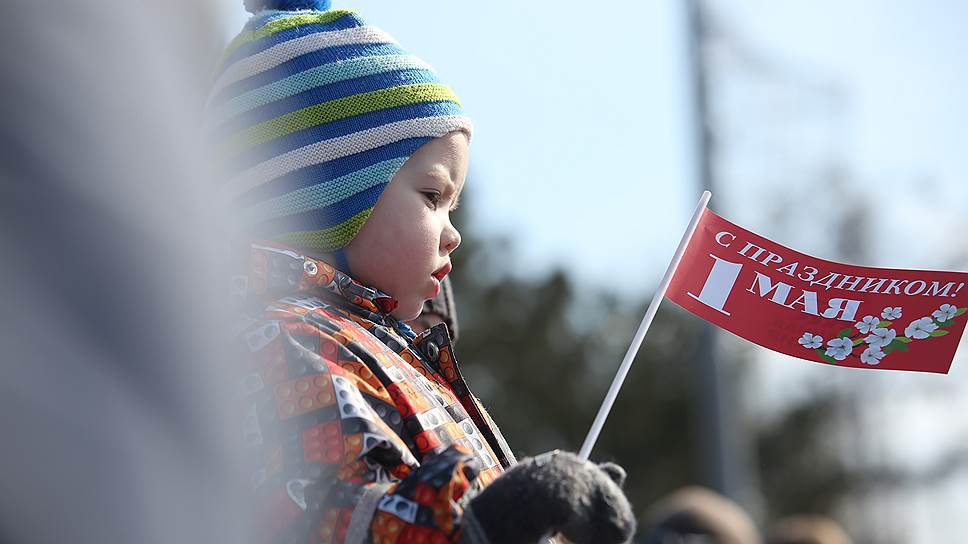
[421, 191, 442, 209]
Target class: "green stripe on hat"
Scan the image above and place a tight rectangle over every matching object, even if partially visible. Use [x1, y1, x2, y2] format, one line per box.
[221, 83, 460, 157]
[220, 10, 355, 69]
[212, 54, 433, 124]
[272, 208, 372, 252]
[241, 156, 407, 223]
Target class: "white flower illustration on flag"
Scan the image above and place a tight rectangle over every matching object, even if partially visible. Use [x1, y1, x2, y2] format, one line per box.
[933, 304, 957, 322]
[881, 307, 902, 320]
[860, 346, 886, 366]
[905, 317, 939, 340]
[865, 327, 896, 349]
[825, 337, 853, 361]
[798, 333, 823, 349]
[855, 315, 880, 334]
[794, 303, 963, 367]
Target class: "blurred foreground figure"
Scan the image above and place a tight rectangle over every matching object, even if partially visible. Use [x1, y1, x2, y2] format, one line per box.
[0, 1, 251, 543]
[642, 486, 761, 544]
[766, 515, 852, 544]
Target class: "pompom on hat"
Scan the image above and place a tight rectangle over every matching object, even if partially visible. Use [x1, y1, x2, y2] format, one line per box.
[208, 0, 472, 255]
[242, 0, 331, 13]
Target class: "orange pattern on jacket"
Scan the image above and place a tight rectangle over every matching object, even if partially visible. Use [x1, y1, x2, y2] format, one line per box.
[236, 243, 515, 543]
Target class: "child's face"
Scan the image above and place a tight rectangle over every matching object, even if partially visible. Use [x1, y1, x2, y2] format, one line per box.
[345, 131, 468, 321]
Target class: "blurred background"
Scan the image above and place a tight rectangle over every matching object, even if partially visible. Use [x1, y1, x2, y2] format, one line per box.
[213, 0, 967, 542]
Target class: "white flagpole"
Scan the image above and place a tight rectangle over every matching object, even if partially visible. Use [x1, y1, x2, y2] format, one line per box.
[577, 190, 712, 460]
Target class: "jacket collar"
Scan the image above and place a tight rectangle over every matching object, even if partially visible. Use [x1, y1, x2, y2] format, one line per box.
[245, 242, 400, 318]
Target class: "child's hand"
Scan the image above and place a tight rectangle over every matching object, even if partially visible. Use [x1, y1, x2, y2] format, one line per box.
[462, 451, 635, 544]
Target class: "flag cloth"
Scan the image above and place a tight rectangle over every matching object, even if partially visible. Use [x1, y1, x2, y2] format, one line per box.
[666, 208, 968, 374]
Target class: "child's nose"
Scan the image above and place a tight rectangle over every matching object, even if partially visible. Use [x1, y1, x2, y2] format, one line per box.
[442, 224, 461, 253]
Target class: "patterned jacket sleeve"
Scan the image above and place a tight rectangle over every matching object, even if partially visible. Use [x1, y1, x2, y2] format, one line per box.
[241, 317, 485, 544]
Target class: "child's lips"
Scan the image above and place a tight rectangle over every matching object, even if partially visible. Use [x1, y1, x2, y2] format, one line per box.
[431, 262, 451, 282]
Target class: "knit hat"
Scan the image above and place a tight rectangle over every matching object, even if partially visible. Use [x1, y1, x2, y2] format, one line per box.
[208, 0, 472, 254]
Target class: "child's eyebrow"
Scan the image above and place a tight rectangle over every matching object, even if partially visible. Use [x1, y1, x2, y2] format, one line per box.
[426, 168, 462, 210]
[444, 175, 464, 211]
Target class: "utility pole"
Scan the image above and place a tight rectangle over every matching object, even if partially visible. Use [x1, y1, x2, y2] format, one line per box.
[683, 0, 759, 516]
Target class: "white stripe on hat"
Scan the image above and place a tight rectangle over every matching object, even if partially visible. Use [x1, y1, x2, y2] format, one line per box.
[210, 54, 435, 127]
[209, 25, 399, 102]
[222, 114, 473, 200]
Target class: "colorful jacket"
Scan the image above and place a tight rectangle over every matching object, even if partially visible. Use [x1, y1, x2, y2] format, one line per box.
[235, 242, 516, 544]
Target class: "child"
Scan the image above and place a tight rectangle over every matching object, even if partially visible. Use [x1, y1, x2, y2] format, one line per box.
[211, 1, 636, 542]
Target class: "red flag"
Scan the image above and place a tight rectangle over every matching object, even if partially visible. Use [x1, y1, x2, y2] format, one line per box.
[666, 208, 968, 374]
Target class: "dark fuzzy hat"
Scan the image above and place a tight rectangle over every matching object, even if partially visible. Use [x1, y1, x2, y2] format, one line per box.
[643, 486, 760, 544]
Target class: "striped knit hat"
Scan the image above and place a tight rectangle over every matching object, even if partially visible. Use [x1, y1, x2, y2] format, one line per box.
[208, 0, 472, 254]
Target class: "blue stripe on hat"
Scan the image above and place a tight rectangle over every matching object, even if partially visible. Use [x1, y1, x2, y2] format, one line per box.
[234, 136, 431, 207]
[222, 14, 364, 69]
[226, 101, 461, 174]
[243, 156, 408, 221]
[212, 54, 433, 125]
[214, 42, 406, 105]
[253, 181, 386, 235]
[215, 68, 441, 139]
